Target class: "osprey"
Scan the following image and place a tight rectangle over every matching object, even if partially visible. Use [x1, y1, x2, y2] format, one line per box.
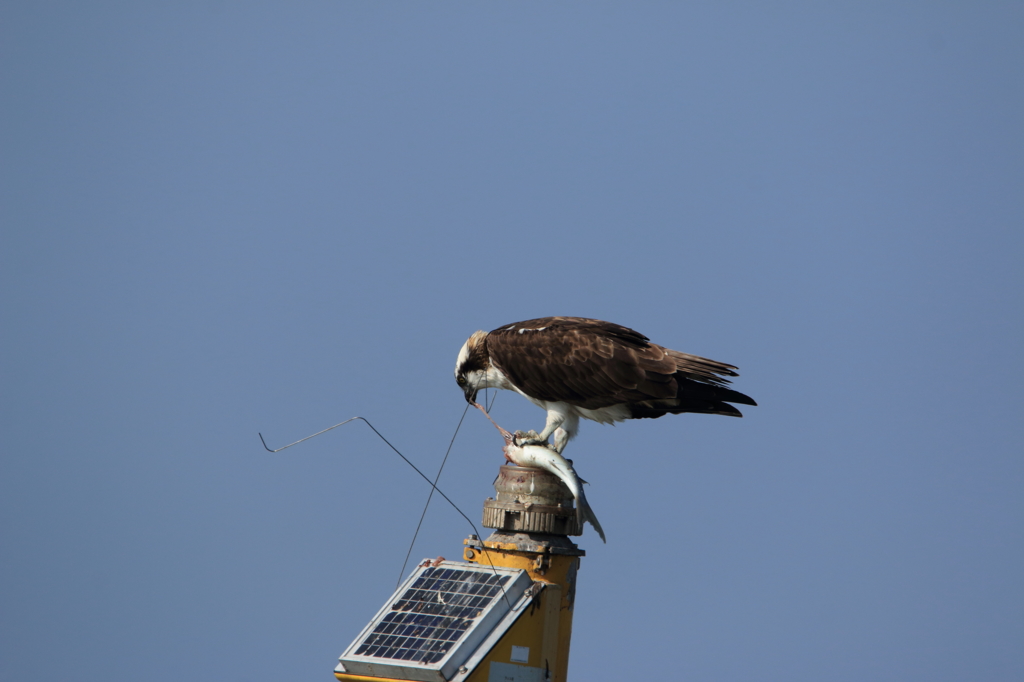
[454, 317, 756, 453]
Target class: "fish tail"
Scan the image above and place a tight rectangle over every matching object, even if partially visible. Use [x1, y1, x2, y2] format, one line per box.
[575, 487, 607, 543]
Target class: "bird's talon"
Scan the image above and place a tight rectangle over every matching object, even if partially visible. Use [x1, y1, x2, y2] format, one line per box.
[513, 430, 551, 448]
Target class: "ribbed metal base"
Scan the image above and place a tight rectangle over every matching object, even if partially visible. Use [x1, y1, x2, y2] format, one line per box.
[482, 500, 583, 535]
[481, 465, 583, 536]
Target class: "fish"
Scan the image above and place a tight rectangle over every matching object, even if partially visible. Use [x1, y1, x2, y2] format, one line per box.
[473, 402, 606, 543]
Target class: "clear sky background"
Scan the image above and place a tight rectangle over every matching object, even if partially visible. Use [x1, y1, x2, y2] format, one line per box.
[2, 3, 1021, 681]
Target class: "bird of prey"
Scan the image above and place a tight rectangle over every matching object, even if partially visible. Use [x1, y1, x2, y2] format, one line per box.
[454, 316, 756, 454]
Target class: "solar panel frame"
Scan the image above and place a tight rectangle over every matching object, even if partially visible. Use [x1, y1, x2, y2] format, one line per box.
[336, 561, 533, 682]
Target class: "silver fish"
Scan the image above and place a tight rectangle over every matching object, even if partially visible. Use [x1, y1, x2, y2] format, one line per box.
[474, 402, 606, 543]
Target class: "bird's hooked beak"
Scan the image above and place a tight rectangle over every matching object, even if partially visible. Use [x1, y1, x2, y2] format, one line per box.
[463, 385, 478, 404]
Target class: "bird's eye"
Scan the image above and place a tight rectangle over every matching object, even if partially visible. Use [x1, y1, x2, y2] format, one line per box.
[457, 376, 466, 385]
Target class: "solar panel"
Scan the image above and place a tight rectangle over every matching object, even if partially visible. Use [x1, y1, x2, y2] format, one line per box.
[354, 568, 508, 663]
[336, 562, 534, 682]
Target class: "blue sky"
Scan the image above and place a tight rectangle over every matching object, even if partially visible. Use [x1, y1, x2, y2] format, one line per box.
[2, 3, 1022, 681]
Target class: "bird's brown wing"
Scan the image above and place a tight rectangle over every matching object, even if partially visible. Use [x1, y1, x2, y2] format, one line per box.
[486, 317, 741, 410]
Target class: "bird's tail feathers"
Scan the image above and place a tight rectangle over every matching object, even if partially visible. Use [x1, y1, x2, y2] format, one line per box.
[707, 384, 757, 407]
[629, 378, 757, 419]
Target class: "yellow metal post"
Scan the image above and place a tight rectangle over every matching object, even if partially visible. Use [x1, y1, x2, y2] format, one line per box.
[459, 534, 581, 682]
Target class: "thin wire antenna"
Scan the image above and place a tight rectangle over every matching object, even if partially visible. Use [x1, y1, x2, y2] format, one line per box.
[396, 402, 471, 588]
[258, 415, 513, 609]
[258, 418, 478, 532]
[481, 373, 499, 413]
[259, 418, 363, 452]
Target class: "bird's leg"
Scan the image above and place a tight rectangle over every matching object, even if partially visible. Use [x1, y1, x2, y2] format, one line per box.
[550, 414, 578, 453]
[552, 427, 570, 454]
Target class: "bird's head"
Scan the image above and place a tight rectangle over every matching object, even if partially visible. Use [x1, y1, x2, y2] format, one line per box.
[454, 330, 491, 403]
